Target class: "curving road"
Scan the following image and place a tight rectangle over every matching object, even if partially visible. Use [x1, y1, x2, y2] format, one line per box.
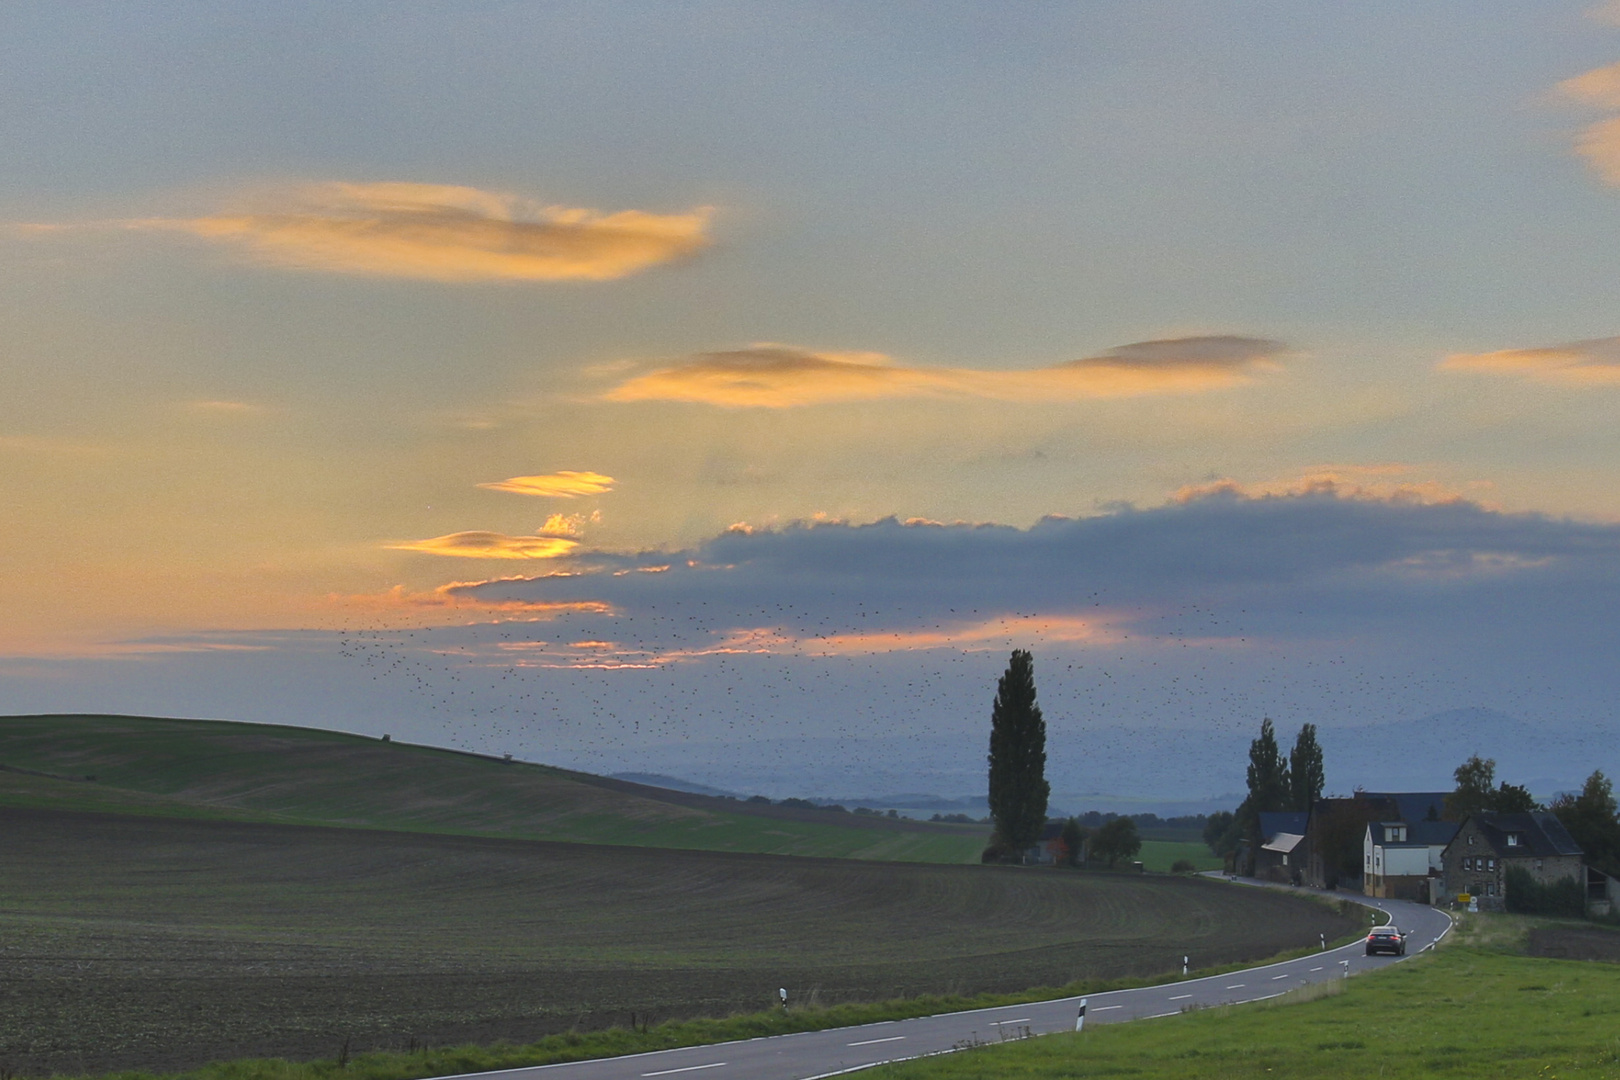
[438, 884, 1452, 1080]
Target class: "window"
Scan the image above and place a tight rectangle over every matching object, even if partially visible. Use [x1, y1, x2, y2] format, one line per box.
[1487, 883, 1496, 896]
[1464, 857, 1473, 870]
[1507, 834, 1520, 847]
[1536, 859, 1544, 871]
[1468, 834, 1475, 845]
[1488, 858, 1495, 871]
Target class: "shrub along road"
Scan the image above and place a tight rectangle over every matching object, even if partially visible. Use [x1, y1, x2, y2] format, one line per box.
[432, 887, 1451, 1080]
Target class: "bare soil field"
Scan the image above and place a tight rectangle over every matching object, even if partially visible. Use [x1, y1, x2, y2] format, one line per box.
[1525, 920, 1620, 962]
[0, 808, 1355, 1077]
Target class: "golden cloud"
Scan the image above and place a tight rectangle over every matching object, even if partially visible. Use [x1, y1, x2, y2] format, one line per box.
[601, 337, 1288, 408]
[114, 182, 711, 282]
[476, 470, 616, 497]
[1441, 337, 1620, 386]
[386, 531, 580, 559]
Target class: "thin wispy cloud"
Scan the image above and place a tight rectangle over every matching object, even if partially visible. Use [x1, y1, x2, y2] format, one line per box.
[1173, 464, 1489, 507]
[1559, 62, 1620, 185]
[1442, 337, 1620, 386]
[601, 337, 1289, 408]
[46, 182, 712, 282]
[477, 471, 616, 497]
[386, 531, 580, 559]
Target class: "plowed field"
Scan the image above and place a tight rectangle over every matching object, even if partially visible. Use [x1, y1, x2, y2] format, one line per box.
[0, 808, 1357, 1076]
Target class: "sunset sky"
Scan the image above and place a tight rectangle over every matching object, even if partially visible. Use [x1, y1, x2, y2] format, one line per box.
[5, 3, 1620, 801]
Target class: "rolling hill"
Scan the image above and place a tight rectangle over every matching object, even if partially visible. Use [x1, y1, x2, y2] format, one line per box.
[0, 714, 986, 862]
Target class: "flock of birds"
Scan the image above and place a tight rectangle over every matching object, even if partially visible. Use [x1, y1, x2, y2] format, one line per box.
[325, 592, 1604, 790]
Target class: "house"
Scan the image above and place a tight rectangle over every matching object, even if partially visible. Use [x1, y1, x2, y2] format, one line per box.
[1363, 819, 1457, 902]
[1299, 792, 1448, 890]
[1025, 821, 1070, 865]
[1246, 811, 1308, 879]
[1258, 831, 1305, 884]
[1438, 812, 1584, 911]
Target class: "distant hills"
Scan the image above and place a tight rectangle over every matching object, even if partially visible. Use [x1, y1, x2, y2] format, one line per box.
[0, 714, 985, 863]
[594, 707, 1613, 813]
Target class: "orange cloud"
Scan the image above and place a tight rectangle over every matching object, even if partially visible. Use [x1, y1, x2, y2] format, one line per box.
[601, 337, 1288, 408]
[1441, 337, 1620, 386]
[807, 613, 1122, 656]
[331, 582, 612, 626]
[476, 470, 616, 497]
[103, 182, 711, 282]
[386, 531, 580, 559]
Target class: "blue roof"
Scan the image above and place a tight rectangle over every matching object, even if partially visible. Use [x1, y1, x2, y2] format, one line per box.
[1258, 811, 1308, 843]
[1359, 791, 1449, 823]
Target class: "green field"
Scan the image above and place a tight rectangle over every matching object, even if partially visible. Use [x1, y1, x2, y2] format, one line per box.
[0, 714, 985, 862]
[0, 806, 1360, 1077]
[869, 915, 1620, 1079]
[1136, 838, 1222, 872]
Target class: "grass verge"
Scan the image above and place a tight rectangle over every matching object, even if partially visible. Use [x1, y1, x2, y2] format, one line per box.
[866, 916, 1620, 1079]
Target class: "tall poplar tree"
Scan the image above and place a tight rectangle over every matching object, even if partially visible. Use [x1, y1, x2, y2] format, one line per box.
[1288, 722, 1325, 811]
[1246, 718, 1291, 815]
[987, 649, 1050, 850]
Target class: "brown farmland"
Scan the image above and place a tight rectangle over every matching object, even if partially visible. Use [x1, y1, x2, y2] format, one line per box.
[0, 808, 1358, 1076]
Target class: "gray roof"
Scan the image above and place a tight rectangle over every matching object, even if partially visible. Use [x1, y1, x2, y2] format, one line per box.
[1469, 812, 1584, 858]
[1370, 819, 1458, 847]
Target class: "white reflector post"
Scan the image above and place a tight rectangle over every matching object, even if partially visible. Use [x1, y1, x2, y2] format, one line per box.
[1075, 997, 1087, 1032]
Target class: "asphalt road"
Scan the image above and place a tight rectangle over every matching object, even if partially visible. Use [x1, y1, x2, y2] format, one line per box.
[441, 883, 1453, 1080]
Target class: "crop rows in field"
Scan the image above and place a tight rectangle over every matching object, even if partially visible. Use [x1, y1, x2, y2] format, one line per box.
[0, 807, 1356, 1076]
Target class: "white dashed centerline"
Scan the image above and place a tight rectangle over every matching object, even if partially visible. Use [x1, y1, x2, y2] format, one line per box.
[1225, 984, 1246, 989]
[1271, 973, 1290, 980]
[847, 1037, 906, 1047]
[1309, 966, 1324, 972]
[1168, 994, 1192, 1001]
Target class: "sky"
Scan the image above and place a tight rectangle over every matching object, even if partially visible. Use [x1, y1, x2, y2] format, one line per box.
[5, 2, 1620, 803]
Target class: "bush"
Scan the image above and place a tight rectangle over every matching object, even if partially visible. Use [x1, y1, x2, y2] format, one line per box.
[1171, 859, 1197, 874]
[1504, 866, 1585, 917]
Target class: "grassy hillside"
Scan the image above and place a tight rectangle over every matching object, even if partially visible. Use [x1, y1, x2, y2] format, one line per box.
[0, 806, 1362, 1076]
[871, 917, 1620, 1079]
[0, 714, 984, 861]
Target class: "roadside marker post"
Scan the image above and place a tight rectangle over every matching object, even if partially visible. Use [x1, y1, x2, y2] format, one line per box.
[1182, 956, 1188, 977]
[1075, 998, 1087, 1032]
[1319, 933, 1325, 951]
[1340, 960, 1350, 979]
[778, 988, 787, 1010]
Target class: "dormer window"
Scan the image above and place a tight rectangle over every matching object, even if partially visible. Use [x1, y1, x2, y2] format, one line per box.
[1390, 826, 1406, 842]
[1507, 834, 1520, 847]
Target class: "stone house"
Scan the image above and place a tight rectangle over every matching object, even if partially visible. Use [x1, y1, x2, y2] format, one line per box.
[1439, 811, 1584, 911]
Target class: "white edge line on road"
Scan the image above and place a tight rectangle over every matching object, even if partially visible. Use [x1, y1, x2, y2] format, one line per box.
[847, 1036, 906, 1046]
[988, 1018, 1031, 1026]
[429, 890, 1451, 1080]
[640, 1063, 727, 1077]
[1144, 1011, 1180, 1020]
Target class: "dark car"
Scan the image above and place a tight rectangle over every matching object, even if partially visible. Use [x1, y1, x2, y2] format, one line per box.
[1365, 926, 1406, 956]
